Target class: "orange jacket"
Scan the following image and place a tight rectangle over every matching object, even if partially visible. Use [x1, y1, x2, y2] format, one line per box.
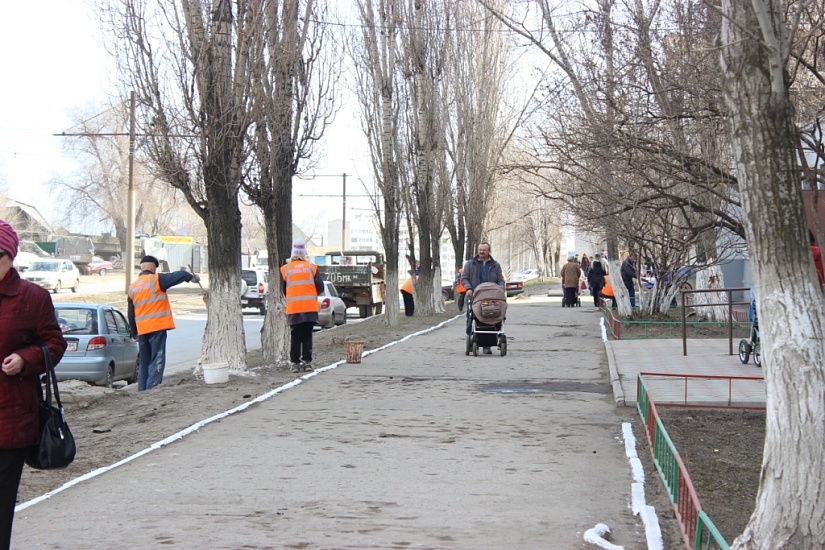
[455, 269, 465, 293]
[280, 260, 320, 314]
[128, 273, 175, 335]
[401, 278, 413, 294]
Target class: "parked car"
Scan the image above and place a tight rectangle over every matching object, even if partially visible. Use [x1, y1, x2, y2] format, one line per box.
[22, 259, 80, 293]
[88, 256, 114, 276]
[519, 269, 540, 282]
[54, 303, 138, 387]
[317, 281, 347, 329]
[12, 251, 41, 272]
[441, 280, 456, 301]
[505, 279, 524, 297]
[241, 268, 268, 315]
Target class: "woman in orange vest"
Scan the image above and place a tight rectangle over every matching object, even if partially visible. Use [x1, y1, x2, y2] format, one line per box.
[401, 277, 415, 316]
[280, 238, 325, 373]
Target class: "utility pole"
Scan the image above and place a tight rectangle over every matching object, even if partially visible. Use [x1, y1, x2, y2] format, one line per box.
[126, 91, 136, 293]
[341, 173, 347, 250]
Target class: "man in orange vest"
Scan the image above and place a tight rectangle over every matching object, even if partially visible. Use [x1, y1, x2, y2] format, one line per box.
[280, 238, 325, 373]
[128, 255, 200, 391]
[400, 277, 415, 316]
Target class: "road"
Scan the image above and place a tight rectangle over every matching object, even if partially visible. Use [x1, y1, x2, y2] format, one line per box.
[165, 314, 265, 376]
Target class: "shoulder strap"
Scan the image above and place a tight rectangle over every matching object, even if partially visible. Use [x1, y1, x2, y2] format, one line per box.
[39, 345, 64, 410]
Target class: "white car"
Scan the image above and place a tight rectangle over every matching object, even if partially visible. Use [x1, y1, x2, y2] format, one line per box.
[317, 281, 347, 328]
[12, 251, 42, 272]
[22, 259, 80, 293]
[519, 269, 540, 282]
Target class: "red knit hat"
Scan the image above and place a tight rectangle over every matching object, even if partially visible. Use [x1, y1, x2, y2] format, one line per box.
[0, 220, 19, 260]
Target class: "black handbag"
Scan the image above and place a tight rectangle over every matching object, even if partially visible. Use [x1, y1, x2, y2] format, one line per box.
[25, 345, 76, 470]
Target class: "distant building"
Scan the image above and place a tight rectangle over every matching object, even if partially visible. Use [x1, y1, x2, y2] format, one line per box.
[0, 198, 54, 241]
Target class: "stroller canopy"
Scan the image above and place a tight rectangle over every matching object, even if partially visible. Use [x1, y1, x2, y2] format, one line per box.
[472, 282, 508, 325]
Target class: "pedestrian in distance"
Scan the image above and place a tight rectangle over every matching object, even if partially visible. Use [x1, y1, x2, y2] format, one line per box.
[280, 238, 325, 373]
[461, 242, 505, 354]
[128, 255, 200, 391]
[560, 256, 582, 307]
[0, 220, 67, 549]
[455, 268, 467, 312]
[400, 277, 415, 317]
[621, 252, 638, 308]
[580, 254, 591, 277]
[587, 253, 608, 310]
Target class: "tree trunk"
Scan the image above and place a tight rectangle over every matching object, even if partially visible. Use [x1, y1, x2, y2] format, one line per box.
[721, 1, 825, 547]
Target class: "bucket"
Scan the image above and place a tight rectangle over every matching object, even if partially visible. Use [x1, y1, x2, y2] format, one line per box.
[202, 362, 229, 384]
[344, 340, 365, 364]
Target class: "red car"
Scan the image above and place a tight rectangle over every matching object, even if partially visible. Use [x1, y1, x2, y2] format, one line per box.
[88, 256, 114, 276]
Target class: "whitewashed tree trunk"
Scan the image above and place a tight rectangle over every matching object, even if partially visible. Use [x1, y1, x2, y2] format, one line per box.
[721, 1, 825, 547]
[693, 267, 728, 322]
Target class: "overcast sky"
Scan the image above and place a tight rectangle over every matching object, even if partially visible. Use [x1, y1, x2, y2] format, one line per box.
[0, 0, 371, 239]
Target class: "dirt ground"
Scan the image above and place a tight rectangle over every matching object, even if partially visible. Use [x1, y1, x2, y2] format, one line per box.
[24, 281, 763, 547]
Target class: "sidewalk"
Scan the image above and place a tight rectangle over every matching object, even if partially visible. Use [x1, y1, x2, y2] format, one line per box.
[10, 295, 737, 549]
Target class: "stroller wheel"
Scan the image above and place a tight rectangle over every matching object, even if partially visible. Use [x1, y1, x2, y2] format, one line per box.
[738, 339, 751, 364]
[753, 341, 761, 366]
[465, 335, 471, 356]
[499, 334, 507, 357]
[472, 341, 479, 357]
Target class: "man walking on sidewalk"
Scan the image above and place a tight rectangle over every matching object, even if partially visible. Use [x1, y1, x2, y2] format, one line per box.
[461, 242, 505, 354]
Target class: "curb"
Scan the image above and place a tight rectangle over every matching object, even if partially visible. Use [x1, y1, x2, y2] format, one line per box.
[604, 340, 626, 407]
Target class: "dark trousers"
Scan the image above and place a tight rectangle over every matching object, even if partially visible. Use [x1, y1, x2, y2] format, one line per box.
[290, 321, 315, 364]
[591, 282, 604, 307]
[138, 330, 168, 391]
[626, 285, 636, 307]
[563, 286, 578, 306]
[401, 290, 414, 316]
[457, 292, 465, 312]
[0, 448, 26, 550]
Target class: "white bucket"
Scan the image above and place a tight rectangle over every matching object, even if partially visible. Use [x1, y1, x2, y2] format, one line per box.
[202, 362, 229, 384]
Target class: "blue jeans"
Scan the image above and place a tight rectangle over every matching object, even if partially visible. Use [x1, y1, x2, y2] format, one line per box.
[138, 330, 168, 391]
[626, 285, 636, 307]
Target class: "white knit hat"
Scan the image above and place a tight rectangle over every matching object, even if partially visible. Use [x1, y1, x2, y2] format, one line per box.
[291, 237, 307, 258]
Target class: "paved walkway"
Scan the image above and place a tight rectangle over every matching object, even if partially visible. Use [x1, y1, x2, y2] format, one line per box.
[11, 293, 761, 549]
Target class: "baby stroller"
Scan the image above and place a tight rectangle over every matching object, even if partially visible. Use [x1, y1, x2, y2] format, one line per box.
[561, 281, 582, 307]
[465, 282, 508, 357]
[738, 290, 761, 366]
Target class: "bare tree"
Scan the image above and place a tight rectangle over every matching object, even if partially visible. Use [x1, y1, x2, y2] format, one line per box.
[720, 0, 825, 547]
[101, 0, 254, 371]
[241, 0, 340, 363]
[50, 104, 184, 254]
[352, 0, 404, 327]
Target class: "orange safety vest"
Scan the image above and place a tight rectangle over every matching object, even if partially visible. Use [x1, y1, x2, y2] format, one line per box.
[602, 276, 615, 297]
[401, 278, 413, 294]
[128, 273, 175, 335]
[456, 269, 465, 293]
[280, 260, 319, 315]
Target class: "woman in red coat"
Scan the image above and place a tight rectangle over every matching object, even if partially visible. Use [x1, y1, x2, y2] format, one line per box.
[0, 220, 66, 549]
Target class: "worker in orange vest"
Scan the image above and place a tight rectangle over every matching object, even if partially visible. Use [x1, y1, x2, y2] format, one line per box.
[401, 277, 415, 316]
[600, 275, 617, 310]
[128, 255, 200, 391]
[280, 238, 325, 373]
[455, 268, 466, 312]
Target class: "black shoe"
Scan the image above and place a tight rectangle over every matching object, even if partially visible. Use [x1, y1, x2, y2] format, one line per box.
[483, 347, 492, 355]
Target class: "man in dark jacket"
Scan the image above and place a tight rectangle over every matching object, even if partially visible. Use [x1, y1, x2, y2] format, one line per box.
[621, 253, 638, 307]
[461, 242, 505, 354]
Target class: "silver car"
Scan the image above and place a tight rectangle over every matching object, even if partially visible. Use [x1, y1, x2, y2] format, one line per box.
[317, 281, 347, 328]
[23, 259, 80, 293]
[55, 303, 139, 387]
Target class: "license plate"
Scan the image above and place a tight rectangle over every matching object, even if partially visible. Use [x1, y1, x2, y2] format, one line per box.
[67, 341, 77, 352]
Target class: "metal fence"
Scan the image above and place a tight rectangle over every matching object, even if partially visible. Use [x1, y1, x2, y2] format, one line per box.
[636, 374, 731, 550]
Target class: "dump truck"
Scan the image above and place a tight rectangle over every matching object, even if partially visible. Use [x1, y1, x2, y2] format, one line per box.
[54, 235, 95, 274]
[317, 251, 386, 318]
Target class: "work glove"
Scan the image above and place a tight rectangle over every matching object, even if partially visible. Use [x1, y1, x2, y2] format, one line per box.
[191, 272, 201, 284]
